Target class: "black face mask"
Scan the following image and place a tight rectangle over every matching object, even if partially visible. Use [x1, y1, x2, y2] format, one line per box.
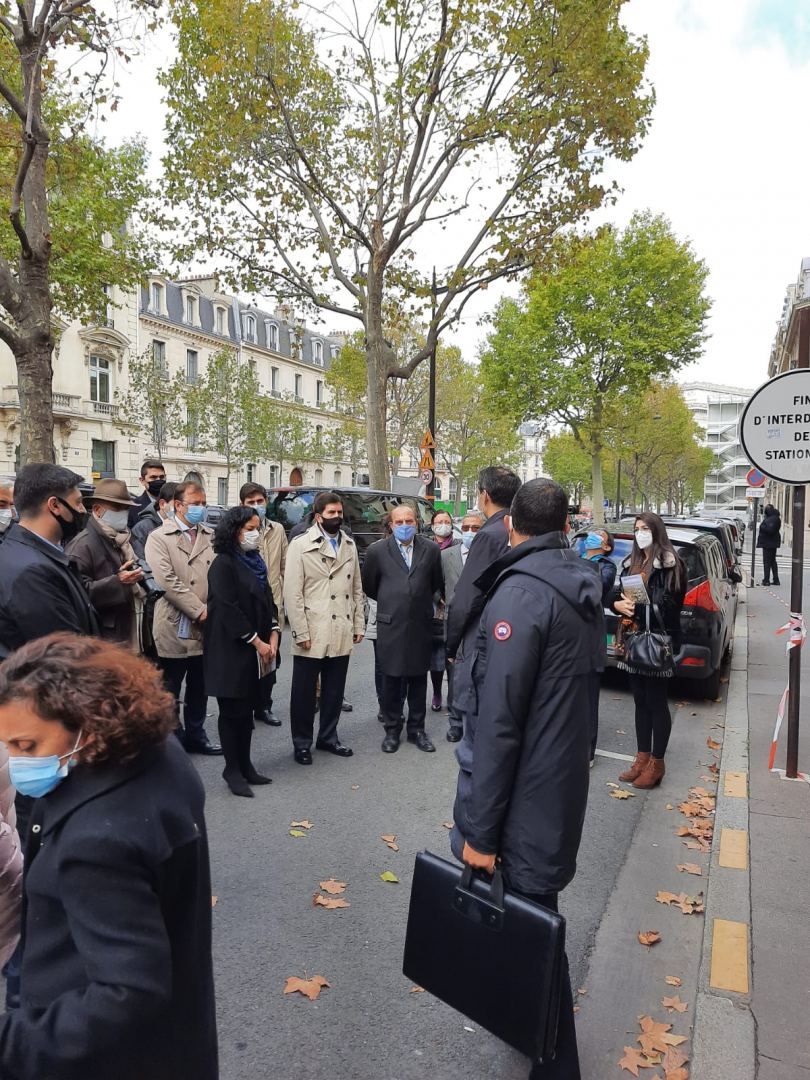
[52, 498, 88, 543]
[147, 479, 165, 499]
[320, 516, 343, 535]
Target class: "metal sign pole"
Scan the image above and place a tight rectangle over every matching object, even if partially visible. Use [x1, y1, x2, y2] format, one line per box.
[786, 485, 805, 779]
[750, 498, 758, 586]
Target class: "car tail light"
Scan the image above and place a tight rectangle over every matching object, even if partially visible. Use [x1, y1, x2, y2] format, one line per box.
[681, 656, 706, 667]
[684, 579, 719, 612]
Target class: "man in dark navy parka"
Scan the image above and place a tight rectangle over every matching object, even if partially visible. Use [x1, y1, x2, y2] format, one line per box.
[451, 477, 606, 1080]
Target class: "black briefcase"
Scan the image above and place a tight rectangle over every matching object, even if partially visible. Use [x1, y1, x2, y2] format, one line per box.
[403, 850, 565, 1063]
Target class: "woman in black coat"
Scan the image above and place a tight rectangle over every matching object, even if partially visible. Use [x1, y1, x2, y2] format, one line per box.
[612, 512, 686, 790]
[0, 632, 217, 1080]
[756, 504, 782, 586]
[204, 506, 280, 797]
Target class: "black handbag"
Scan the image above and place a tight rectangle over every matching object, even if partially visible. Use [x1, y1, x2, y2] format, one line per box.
[623, 602, 675, 676]
[403, 850, 566, 1064]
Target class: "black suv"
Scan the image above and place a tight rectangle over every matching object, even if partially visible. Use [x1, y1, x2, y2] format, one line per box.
[266, 487, 436, 563]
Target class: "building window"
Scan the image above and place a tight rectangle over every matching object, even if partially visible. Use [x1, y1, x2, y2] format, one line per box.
[334, 469, 342, 486]
[267, 322, 279, 351]
[186, 407, 198, 450]
[217, 477, 228, 505]
[314, 467, 323, 485]
[216, 307, 226, 335]
[312, 339, 324, 365]
[185, 295, 196, 325]
[247, 463, 256, 482]
[315, 424, 323, 448]
[91, 439, 115, 478]
[316, 379, 324, 406]
[186, 349, 198, 384]
[152, 340, 168, 377]
[89, 355, 111, 403]
[249, 358, 257, 377]
[102, 284, 114, 328]
[150, 282, 164, 314]
[269, 465, 278, 487]
[244, 313, 257, 343]
[294, 374, 303, 402]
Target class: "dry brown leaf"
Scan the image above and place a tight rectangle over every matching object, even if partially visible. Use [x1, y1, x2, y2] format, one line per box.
[661, 995, 689, 1013]
[313, 893, 351, 910]
[665, 804, 674, 810]
[665, 976, 683, 987]
[638, 1016, 673, 1054]
[319, 879, 347, 895]
[707, 762, 719, 774]
[211, 895, 218, 907]
[616, 729, 627, 734]
[677, 863, 703, 876]
[442, 821, 453, 829]
[638, 930, 661, 946]
[611, 789, 636, 800]
[664, 1068, 689, 1080]
[656, 891, 681, 906]
[290, 820, 314, 830]
[606, 781, 620, 788]
[662, 1046, 689, 1070]
[576, 987, 587, 996]
[351, 784, 360, 790]
[684, 839, 711, 852]
[572, 1004, 580, 1013]
[410, 985, 425, 994]
[617, 1046, 651, 1076]
[283, 975, 330, 1001]
[385, 842, 400, 851]
[661, 1033, 689, 1047]
[381, 834, 396, 843]
[706, 737, 721, 750]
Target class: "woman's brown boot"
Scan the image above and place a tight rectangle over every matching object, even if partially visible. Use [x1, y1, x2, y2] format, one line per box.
[619, 752, 650, 783]
[633, 756, 666, 789]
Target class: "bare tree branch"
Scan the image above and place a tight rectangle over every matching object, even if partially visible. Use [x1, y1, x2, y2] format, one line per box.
[9, 135, 35, 259]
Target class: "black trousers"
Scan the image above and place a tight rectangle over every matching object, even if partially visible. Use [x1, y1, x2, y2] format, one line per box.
[587, 671, 600, 761]
[373, 641, 406, 711]
[762, 548, 779, 583]
[159, 654, 208, 743]
[290, 654, 350, 750]
[629, 673, 672, 759]
[217, 691, 261, 778]
[446, 661, 463, 735]
[255, 673, 277, 717]
[381, 672, 427, 738]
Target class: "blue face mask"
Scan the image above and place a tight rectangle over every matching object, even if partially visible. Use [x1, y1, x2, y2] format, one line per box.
[461, 530, 477, 550]
[583, 532, 604, 553]
[9, 731, 84, 799]
[247, 503, 266, 520]
[184, 504, 206, 526]
[393, 524, 416, 544]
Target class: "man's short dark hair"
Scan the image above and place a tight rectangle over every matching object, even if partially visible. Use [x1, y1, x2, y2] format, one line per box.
[158, 482, 178, 505]
[240, 482, 267, 503]
[174, 481, 205, 504]
[14, 464, 84, 517]
[140, 459, 164, 478]
[313, 491, 342, 515]
[510, 478, 568, 536]
[478, 466, 521, 509]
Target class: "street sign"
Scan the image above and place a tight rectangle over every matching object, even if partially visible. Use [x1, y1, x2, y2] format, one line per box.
[746, 466, 766, 488]
[739, 370, 810, 485]
[419, 468, 433, 485]
[420, 430, 436, 450]
[419, 449, 435, 471]
[746, 487, 766, 499]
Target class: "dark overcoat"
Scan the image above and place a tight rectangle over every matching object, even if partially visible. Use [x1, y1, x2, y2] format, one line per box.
[361, 535, 443, 677]
[756, 508, 782, 550]
[0, 736, 218, 1080]
[66, 516, 136, 644]
[0, 523, 99, 657]
[203, 550, 279, 699]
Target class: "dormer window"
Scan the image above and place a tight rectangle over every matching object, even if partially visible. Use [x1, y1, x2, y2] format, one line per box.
[330, 345, 340, 360]
[216, 306, 226, 335]
[312, 339, 324, 366]
[244, 313, 257, 343]
[149, 281, 164, 315]
[266, 321, 279, 351]
[185, 295, 197, 325]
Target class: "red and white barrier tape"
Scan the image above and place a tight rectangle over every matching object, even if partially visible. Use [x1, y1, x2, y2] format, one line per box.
[775, 612, 807, 653]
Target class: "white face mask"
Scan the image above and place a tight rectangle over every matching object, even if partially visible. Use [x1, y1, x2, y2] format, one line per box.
[0, 508, 12, 531]
[635, 529, 653, 550]
[100, 509, 129, 533]
[240, 529, 261, 551]
[433, 523, 452, 538]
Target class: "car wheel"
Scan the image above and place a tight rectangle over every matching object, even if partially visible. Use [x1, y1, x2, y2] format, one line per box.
[723, 633, 734, 663]
[701, 668, 722, 700]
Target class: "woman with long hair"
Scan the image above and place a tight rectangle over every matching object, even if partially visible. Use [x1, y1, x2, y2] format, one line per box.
[612, 512, 686, 789]
[205, 506, 280, 797]
[0, 633, 217, 1078]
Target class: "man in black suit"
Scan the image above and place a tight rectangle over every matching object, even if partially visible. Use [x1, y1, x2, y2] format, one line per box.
[445, 465, 521, 733]
[127, 459, 166, 529]
[362, 504, 443, 754]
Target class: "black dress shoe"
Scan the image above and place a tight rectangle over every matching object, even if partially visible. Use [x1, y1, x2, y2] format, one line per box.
[243, 765, 272, 784]
[223, 768, 254, 797]
[294, 748, 313, 765]
[185, 739, 224, 756]
[407, 731, 436, 753]
[255, 708, 282, 727]
[341, 699, 353, 712]
[381, 735, 400, 753]
[446, 729, 462, 743]
[315, 741, 353, 757]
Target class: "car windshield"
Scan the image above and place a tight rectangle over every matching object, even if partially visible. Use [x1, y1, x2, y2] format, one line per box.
[269, 491, 314, 528]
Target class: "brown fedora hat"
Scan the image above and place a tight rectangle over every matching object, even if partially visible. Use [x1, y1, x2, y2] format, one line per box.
[86, 478, 138, 507]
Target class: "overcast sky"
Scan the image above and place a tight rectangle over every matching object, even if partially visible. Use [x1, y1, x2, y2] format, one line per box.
[107, 0, 810, 393]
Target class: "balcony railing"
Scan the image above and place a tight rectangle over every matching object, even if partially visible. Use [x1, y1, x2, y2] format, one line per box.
[86, 399, 118, 418]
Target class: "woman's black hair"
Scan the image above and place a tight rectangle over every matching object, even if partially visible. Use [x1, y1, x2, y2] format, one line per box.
[431, 509, 452, 524]
[628, 511, 685, 592]
[213, 505, 259, 554]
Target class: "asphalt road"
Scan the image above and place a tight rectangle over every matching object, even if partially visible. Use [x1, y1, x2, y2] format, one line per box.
[193, 640, 709, 1080]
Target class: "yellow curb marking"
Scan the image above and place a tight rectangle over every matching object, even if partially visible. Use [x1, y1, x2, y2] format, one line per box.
[723, 771, 748, 798]
[710, 919, 749, 993]
[718, 828, 748, 870]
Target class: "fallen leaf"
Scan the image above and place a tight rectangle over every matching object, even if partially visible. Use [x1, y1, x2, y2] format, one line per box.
[616, 729, 627, 735]
[319, 879, 347, 895]
[661, 1033, 689, 1047]
[638, 930, 661, 946]
[618, 1046, 650, 1076]
[410, 985, 425, 993]
[380, 871, 399, 883]
[385, 842, 400, 851]
[662, 995, 689, 1013]
[289, 830, 308, 838]
[606, 781, 620, 788]
[638, 1016, 673, 1054]
[611, 789, 636, 800]
[283, 975, 330, 1001]
[211, 895, 218, 907]
[665, 804, 674, 810]
[313, 893, 350, 910]
[577, 987, 588, 996]
[656, 891, 681, 905]
[707, 762, 719, 774]
[573, 1004, 580, 1013]
[662, 1046, 689, 1070]
[677, 863, 703, 876]
[665, 976, 683, 987]
[664, 1068, 689, 1080]
[684, 839, 711, 852]
[706, 737, 721, 750]
[351, 785, 360, 790]
[442, 822, 454, 829]
[290, 820, 314, 829]
[381, 834, 397, 843]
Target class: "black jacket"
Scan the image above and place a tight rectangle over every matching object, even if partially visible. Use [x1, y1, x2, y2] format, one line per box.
[0, 737, 218, 1080]
[127, 490, 152, 530]
[66, 516, 137, 644]
[586, 552, 618, 606]
[451, 533, 606, 896]
[610, 557, 686, 652]
[131, 503, 163, 561]
[0, 523, 99, 657]
[203, 551, 280, 698]
[361, 535, 443, 677]
[757, 508, 781, 550]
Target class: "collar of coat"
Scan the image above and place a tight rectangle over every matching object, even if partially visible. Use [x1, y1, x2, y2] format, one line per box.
[301, 522, 354, 550]
[473, 530, 570, 594]
[5, 521, 71, 566]
[157, 517, 213, 538]
[653, 551, 676, 569]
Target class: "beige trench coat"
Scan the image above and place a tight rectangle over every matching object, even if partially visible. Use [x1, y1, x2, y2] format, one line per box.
[258, 520, 288, 617]
[283, 524, 365, 658]
[145, 519, 215, 659]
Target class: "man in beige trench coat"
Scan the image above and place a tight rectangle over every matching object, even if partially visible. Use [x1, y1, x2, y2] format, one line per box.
[283, 491, 365, 765]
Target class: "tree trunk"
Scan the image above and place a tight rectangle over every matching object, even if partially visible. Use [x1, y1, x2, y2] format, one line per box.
[16, 338, 55, 464]
[364, 276, 391, 488]
[591, 448, 605, 526]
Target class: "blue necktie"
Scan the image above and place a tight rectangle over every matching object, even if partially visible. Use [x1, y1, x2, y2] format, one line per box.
[330, 537, 338, 555]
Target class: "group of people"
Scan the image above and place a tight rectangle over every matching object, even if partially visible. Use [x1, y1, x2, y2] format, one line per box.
[0, 458, 692, 1078]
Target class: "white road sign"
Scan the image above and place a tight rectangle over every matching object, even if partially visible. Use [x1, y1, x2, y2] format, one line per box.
[739, 370, 810, 485]
[746, 487, 766, 499]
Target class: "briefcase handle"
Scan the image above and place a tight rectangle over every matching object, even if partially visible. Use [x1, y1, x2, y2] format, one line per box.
[455, 864, 505, 929]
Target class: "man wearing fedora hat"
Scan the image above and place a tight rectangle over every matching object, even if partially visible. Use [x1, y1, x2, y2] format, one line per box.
[66, 478, 146, 651]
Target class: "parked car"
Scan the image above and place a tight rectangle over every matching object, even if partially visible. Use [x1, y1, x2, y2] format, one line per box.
[573, 525, 738, 699]
[265, 486, 436, 563]
[659, 517, 743, 581]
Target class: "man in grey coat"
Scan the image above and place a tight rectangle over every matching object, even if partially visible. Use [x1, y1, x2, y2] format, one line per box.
[441, 511, 483, 742]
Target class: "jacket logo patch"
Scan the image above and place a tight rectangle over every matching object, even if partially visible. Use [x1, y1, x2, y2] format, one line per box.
[493, 621, 512, 641]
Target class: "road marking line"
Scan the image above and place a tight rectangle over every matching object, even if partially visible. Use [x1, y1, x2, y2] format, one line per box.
[723, 771, 748, 798]
[718, 828, 748, 870]
[594, 748, 635, 763]
[710, 919, 749, 993]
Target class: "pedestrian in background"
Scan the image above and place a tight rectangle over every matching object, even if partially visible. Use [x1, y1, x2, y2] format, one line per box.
[283, 492, 365, 765]
[362, 504, 443, 754]
[428, 509, 458, 711]
[240, 482, 288, 727]
[127, 458, 166, 529]
[145, 481, 222, 757]
[0, 476, 14, 546]
[205, 507, 280, 797]
[612, 512, 685, 789]
[0, 633, 218, 1080]
[452, 479, 604, 1080]
[441, 510, 484, 742]
[757, 503, 782, 586]
[66, 479, 145, 650]
[131, 481, 177, 561]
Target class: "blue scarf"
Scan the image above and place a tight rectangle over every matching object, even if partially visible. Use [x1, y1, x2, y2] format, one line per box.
[236, 549, 268, 590]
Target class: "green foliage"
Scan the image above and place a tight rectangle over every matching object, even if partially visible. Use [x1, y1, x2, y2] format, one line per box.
[115, 346, 188, 460]
[542, 433, 593, 505]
